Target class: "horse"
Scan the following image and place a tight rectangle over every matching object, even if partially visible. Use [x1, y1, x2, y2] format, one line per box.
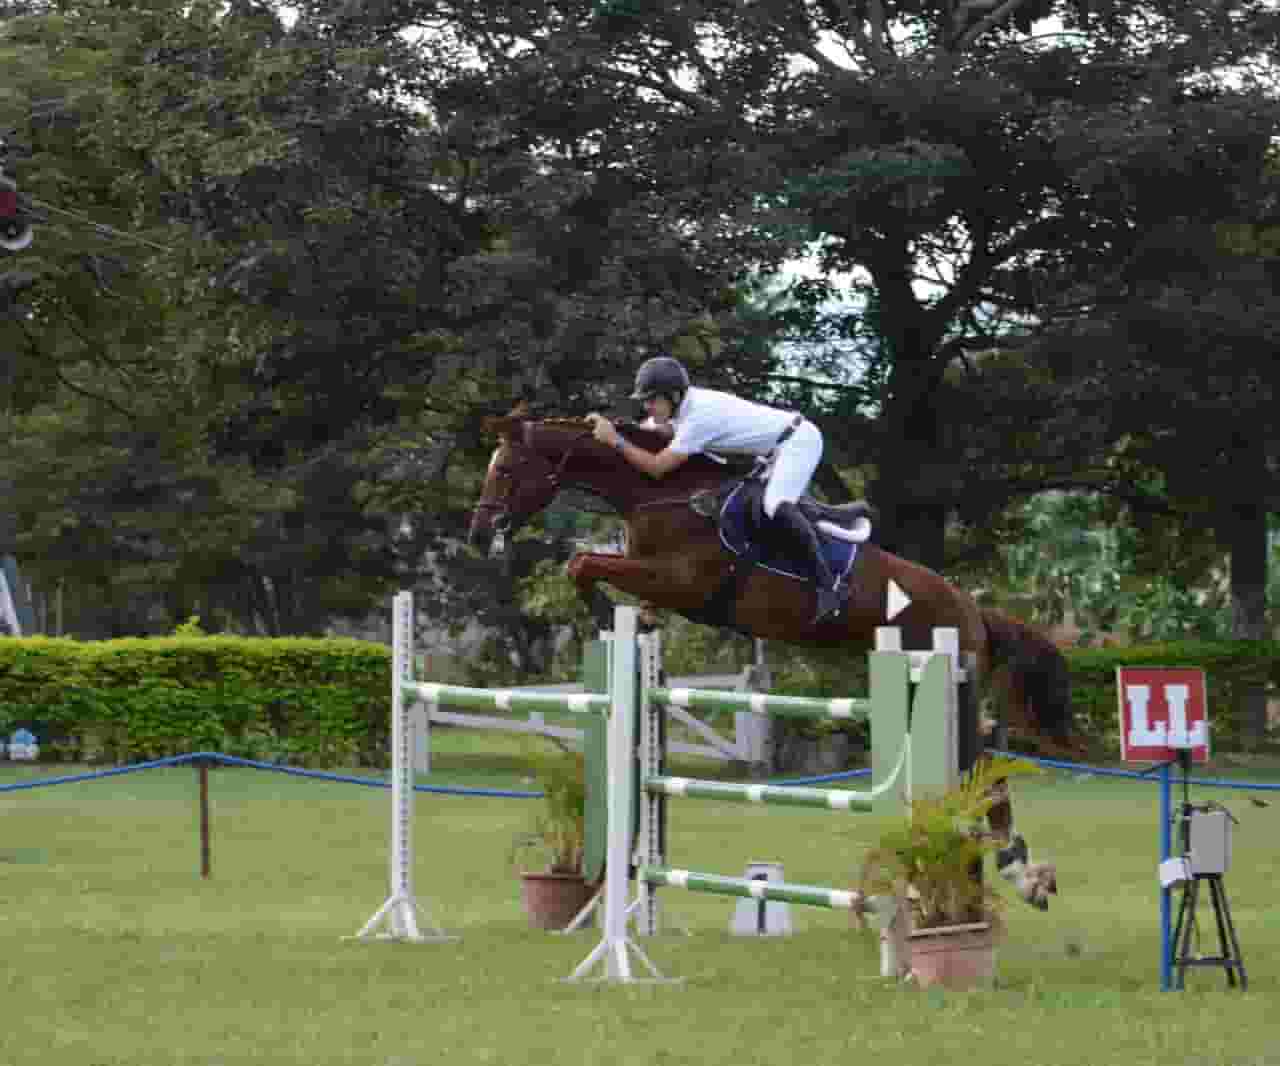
[467, 412, 1071, 910]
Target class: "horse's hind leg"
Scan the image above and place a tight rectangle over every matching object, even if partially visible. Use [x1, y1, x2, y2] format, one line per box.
[986, 777, 1057, 911]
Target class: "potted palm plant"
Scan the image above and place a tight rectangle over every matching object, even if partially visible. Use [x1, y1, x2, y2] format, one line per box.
[509, 744, 597, 930]
[859, 756, 1043, 989]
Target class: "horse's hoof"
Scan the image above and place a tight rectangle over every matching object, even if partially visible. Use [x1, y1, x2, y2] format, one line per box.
[1020, 862, 1057, 910]
[997, 834, 1028, 869]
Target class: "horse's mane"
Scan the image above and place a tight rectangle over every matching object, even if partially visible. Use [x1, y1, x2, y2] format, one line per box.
[531, 417, 667, 453]
[529, 417, 753, 476]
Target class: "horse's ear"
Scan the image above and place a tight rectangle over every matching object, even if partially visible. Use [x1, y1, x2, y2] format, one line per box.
[481, 415, 521, 440]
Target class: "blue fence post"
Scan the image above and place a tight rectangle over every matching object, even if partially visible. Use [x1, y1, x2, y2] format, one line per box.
[1159, 761, 1172, 992]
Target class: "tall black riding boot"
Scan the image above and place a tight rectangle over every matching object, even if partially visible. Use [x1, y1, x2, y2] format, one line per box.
[772, 501, 843, 625]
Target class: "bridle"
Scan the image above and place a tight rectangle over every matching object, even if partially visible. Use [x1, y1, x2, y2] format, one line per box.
[474, 422, 595, 535]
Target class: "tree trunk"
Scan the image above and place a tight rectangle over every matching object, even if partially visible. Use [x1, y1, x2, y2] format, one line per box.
[869, 432, 950, 569]
[876, 497, 948, 570]
[870, 327, 951, 570]
[1225, 498, 1270, 747]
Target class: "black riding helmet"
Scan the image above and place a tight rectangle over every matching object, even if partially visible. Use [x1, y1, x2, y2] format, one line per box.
[629, 356, 690, 402]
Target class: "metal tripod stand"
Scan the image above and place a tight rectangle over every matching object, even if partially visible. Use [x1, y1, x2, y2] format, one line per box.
[1168, 750, 1247, 990]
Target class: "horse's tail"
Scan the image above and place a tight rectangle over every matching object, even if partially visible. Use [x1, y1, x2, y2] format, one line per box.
[980, 608, 1077, 748]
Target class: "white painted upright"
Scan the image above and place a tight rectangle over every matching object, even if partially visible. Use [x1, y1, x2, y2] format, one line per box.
[351, 590, 456, 943]
[568, 606, 671, 983]
[636, 629, 664, 937]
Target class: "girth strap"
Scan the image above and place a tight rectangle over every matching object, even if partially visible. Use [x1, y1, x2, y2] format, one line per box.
[684, 543, 763, 632]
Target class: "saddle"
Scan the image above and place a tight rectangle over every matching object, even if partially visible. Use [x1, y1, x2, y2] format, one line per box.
[684, 477, 876, 628]
[691, 480, 877, 547]
[799, 498, 878, 540]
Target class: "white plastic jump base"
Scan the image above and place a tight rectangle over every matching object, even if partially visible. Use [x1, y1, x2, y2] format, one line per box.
[350, 893, 457, 944]
[565, 934, 680, 985]
[561, 886, 693, 939]
[560, 889, 655, 936]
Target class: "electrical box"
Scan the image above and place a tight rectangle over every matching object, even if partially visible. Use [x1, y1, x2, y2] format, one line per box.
[1189, 810, 1231, 875]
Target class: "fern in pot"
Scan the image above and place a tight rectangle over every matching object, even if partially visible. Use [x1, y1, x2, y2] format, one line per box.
[859, 756, 1043, 988]
[509, 744, 597, 930]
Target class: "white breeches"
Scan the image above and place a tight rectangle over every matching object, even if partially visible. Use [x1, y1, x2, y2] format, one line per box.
[762, 420, 822, 518]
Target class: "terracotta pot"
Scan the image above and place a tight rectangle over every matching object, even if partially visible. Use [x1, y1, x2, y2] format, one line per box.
[518, 871, 596, 931]
[908, 921, 997, 989]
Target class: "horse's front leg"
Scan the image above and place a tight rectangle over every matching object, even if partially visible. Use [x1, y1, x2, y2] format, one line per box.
[986, 777, 1058, 911]
[566, 552, 675, 608]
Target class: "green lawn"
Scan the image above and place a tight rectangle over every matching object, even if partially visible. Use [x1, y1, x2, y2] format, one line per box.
[1, 732, 1277, 1066]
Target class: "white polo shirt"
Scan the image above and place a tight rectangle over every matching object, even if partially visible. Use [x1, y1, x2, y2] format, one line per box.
[658, 387, 797, 457]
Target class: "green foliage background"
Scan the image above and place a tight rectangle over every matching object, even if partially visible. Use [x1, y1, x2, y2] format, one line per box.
[0, 634, 387, 765]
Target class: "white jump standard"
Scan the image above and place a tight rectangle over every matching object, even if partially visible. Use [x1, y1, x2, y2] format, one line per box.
[354, 590, 610, 944]
[569, 609, 966, 984]
[359, 593, 967, 986]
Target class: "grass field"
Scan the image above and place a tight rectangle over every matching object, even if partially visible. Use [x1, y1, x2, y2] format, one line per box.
[1, 731, 1278, 1066]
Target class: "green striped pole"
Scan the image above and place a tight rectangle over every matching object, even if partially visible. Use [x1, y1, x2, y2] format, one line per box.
[644, 776, 876, 811]
[642, 739, 908, 812]
[638, 865, 897, 918]
[412, 682, 609, 716]
[654, 688, 871, 721]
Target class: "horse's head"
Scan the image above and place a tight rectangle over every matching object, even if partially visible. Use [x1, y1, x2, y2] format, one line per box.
[467, 407, 738, 555]
[468, 415, 556, 555]
[467, 411, 596, 555]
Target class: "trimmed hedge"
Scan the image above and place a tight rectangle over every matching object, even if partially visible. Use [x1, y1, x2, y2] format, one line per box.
[1065, 638, 1280, 751]
[2, 632, 1273, 768]
[0, 636, 389, 767]
[765, 638, 1279, 756]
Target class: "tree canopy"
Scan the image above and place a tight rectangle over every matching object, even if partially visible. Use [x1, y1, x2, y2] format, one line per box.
[2, 0, 1279, 659]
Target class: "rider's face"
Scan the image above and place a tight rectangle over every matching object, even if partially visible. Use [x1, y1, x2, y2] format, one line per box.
[643, 395, 674, 423]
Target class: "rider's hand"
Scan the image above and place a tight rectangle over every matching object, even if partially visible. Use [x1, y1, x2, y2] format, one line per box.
[585, 412, 617, 448]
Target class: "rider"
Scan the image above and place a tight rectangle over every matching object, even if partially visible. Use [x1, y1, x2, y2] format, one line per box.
[586, 355, 843, 625]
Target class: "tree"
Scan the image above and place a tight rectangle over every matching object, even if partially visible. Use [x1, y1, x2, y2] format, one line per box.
[991, 490, 1233, 643]
[350, 0, 1280, 573]
[0, 0, 483, 633]
[1034, 208, 1280, 741]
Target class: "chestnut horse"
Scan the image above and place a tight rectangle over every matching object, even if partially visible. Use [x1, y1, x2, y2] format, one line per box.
[468, 414, 1069, 909]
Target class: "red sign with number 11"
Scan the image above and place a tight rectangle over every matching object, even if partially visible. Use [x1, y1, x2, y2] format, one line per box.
[1116, 667, 1210, 764]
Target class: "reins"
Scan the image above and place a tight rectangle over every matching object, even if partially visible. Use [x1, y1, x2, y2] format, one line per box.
[634, 496, 708, 511]
[489, 417, 738, 522]
[546, 424, 593, 487]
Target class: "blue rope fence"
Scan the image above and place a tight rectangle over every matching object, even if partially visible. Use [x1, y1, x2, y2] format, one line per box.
[768, 753, 1280, 792]
[2, 747, 1274, 888]
[4, 749, 1276, 796]
[0, 751, 542, 800]
[987, 750, 1280, 792]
